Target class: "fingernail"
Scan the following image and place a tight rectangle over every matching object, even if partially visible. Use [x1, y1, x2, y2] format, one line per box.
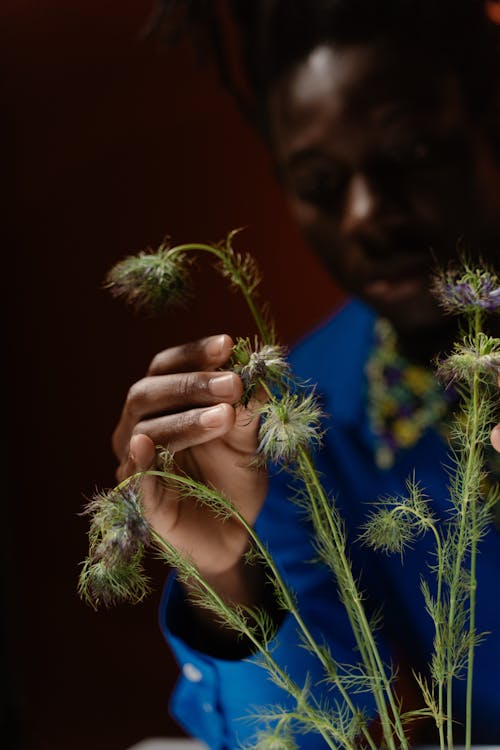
[199, 404, 226, 427]
[208, 373, 235, 397]
[491, 425, 500, 452]
[205, 334, 226, 359]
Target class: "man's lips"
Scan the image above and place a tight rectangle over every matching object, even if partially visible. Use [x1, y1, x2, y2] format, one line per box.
[363, 274, 428, 304]
[360, 260, 431, 304]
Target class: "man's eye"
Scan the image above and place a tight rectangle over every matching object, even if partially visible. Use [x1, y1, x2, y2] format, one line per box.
[412, 141, 431, 161]
[292, 169, 345, 207]
[389, 139, 433, 167]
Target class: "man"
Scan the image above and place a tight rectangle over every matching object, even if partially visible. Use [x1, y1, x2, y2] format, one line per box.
[112, 2, 500, 745]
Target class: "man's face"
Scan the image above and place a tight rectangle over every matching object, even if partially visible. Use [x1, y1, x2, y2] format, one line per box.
[269, 42, 500, 334]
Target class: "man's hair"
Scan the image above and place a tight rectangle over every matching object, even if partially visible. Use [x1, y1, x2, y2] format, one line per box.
[231, 1, 485, 96]
[153, 1, 500, 138]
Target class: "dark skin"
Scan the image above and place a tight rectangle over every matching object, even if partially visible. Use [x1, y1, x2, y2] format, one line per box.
[113, 40, 500, 646]
[269, 42, 500, 357]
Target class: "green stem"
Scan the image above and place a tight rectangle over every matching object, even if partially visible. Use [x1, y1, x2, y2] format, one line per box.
[240, 284, 271, 344]
[255, 379, 401, 747]
[391, 504, 446, 747]
[137, 465, 379, 750]
[231, 500, 379, 750]
[169, 242, 271, 342]
[465, 308, 482, 750]
[298, 448, 408, 750]
[446, 311, 482, 750]
[465, 467, 478, 750]
[435, 532, 447, 750]
[120, 461, 376, 749]
[168, 242, 226, 260]
[152, 530, 348, 750]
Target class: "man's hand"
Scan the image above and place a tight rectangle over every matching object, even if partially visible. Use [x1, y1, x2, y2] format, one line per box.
[112, 334, 268, 593]
[491, 374, 500, 453]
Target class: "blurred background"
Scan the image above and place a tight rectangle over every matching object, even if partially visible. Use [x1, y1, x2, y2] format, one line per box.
[4, 1, 340, 748]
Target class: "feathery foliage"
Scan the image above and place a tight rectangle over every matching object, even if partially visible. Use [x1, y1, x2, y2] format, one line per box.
[81, 234, 499, 750]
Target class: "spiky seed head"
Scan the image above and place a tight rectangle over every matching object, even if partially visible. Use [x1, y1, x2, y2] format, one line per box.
[253, 730, 297, 750]
[95, 527, 136, 565]
[431, 263, 500, 315]
[255, 738, 296, 750]
[79, 481, 152, 609]
[78, 557, 150, 609]
[105, 240, 192, 312]
[437, 352, 500, 385]
[436, 333, 500, 385]
[84, 483, 151, 551]
[257, 392, 324, 465]
[361, 508, 415, 555]
[231, 338, 290, 403]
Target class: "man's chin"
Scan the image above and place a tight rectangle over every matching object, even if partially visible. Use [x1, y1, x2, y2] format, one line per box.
[362, 294, 457, 362]
[358, 278, 445, 333]
[356, 287, 458, 359]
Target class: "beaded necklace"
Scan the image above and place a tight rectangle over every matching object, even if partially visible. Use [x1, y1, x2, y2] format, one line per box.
[366, 318, 500, 528]
[366, 318, 455, 470]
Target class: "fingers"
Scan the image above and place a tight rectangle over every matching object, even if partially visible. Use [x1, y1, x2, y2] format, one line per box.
[491, 425, 500, 453]
[132, 402, 237, 453]
[117, 433, 155, 482]
[120, 434, 180, 536]
[491, 374, 500, 454]
[148, 334, 233, 375]
[112, 334, 241, 462]
[129, 433, 156, 471]
[124, 370, 242, 420]
[115, 402, 237, 481]
[113, 370, 242, 459]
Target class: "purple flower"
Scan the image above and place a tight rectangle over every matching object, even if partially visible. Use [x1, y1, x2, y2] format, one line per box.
[432, 265, 500, 315]
[383, 365, 402, 385]
[398, 403, 413, 418]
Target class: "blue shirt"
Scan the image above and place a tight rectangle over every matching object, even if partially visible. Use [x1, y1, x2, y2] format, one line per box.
[160, 300, 500, 748]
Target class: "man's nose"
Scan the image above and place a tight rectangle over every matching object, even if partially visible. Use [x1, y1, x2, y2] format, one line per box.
[341, 172, 380, 231]
[340, 171, 402, 251]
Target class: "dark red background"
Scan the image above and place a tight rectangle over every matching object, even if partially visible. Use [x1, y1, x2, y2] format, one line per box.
[4, 2, 340, 748]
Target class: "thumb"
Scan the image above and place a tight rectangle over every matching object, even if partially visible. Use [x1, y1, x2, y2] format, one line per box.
[129, 433, 157, 472]
[492, 375, 500, 454]
[491, 425, 500, 454]
[129, 434, 176, 535]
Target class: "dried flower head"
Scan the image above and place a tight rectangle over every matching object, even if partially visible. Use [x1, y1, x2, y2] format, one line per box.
[79, 557, 150, 609]
[257, 392, 324, 465]
[231, 337, 290, 404]
[436, 333, 500, 385]
[79, 482, 152, 608]
[361, 507, 414, 555]
[252, 729, 297, 750]
[254, 736, 296, 750]
[432, 263, 500, 315]
[105, 240, 192, 312]
[360, 483, 435, 556]
[84, 483, 151, 555]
